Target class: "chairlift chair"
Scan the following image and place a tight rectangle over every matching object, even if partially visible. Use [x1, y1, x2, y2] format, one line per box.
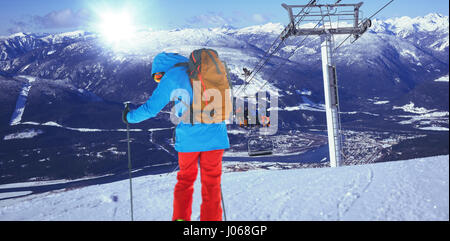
[233, 101, 274, 157]
[247, 128, 274, 157]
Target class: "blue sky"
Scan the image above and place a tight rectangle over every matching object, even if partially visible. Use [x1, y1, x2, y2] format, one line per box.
[0, 0, 449, 35]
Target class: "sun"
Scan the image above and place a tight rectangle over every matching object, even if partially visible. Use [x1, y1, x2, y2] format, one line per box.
[96, 10, 137, 47]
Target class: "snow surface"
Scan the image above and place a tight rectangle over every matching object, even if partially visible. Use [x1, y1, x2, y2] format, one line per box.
[393, 103, 449, 131]
[3, 129, 43, 140]
[19, 121, 148, 133]
[393, 102, 436, 114]
[419, 126, 449, 131]
[9, 76, 37, 126]
[0, 155, 448, 221]
[435, 74, 449, 82]
[374, 100, 390, 105]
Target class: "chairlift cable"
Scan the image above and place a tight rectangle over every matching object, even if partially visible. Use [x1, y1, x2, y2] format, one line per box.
[367, 0, 395, 21]
[247, 14, 327, 97]
[334, 0, 395, 52]
[235, 0, 318, 97]
[235, 1, 315, 96]
[242, 0, 315, 80]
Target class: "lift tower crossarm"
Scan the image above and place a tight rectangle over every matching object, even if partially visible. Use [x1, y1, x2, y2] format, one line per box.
[281, 2, 368, 38]
[290, 26, 368, 36]
[283, 2, 362, 8]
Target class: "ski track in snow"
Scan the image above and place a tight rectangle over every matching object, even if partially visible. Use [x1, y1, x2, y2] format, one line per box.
[0, 155, 448, 221]
[336, 167, 374, 220]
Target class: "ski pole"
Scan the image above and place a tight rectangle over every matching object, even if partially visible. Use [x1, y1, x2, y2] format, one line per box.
[124, 101, 134, 221]
[221, 184, 227, 221]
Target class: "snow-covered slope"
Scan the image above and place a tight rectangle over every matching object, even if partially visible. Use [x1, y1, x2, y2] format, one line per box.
[0, 155, 448, 221]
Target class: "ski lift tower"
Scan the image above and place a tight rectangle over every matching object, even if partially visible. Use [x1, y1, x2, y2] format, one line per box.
[281, 1, 371, 167]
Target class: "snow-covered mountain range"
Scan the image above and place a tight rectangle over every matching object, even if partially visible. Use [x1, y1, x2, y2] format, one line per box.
[0, 13, 448, 105]
[0, 14, 448, 184]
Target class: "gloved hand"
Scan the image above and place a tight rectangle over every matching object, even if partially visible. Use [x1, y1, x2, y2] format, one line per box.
[122, 106, 130, 124]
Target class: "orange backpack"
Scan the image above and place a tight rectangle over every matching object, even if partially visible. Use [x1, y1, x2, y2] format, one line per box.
[180, 49, 233, 124]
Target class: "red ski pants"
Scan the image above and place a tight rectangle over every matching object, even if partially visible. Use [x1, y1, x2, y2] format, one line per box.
[172, 149, 224, 221]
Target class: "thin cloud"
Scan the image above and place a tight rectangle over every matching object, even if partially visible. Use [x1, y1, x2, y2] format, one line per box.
[252, 13, 271, 23]
[8, 8, 92, 33]
[33, 9, 92, 29]
[186, 12, 240, 27]
[7, 20, 30, 34]
[184, 11, 272, 28]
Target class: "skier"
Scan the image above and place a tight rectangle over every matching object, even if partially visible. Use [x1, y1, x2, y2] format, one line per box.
[122, 52, 230, 221]
[242, 67, 252, 78]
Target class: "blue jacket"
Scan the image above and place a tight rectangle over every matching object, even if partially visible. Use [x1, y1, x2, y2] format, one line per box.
[127, 52, 230, 153]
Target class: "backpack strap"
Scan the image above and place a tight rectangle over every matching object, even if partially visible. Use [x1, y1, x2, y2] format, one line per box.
[173, 62, 189, 68]
[205, 50, 222, 74]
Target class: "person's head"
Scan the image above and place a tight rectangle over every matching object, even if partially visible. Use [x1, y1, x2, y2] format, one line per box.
[151, 52, 189, 84]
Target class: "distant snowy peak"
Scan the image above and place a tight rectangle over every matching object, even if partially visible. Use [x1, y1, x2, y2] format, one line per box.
[233, 14, 449, 37]
[1, 30, 93, 44]
[231, 14, 449, 54]
[4, 32, 28, 39]
[237, 22, 285, 35]
[0, 14, 448, 62]
[40, 30, 94, 44]
[373, 14, 449, 53]
[372, 13, 449, 36]
[2, 14, 447, 46]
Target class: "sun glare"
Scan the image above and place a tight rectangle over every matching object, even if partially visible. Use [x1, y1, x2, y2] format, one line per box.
[97, 10, 137, 47]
